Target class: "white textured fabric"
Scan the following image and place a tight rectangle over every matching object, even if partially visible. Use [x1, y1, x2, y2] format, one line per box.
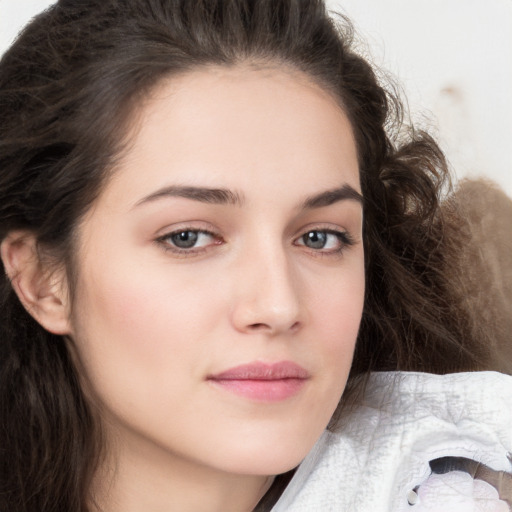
[270, 371, 512, 512]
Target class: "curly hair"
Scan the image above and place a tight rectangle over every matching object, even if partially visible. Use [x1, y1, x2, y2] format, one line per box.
[0, 1, 490, 510]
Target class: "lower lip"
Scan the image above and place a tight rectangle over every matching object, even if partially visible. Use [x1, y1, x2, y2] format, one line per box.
[209, 378, 307, 401]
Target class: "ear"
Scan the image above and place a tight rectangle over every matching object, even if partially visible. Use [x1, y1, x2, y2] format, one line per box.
[1, 231, 72, 335]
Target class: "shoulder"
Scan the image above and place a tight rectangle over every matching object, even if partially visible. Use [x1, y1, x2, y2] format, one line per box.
[271, 371, 512, 512]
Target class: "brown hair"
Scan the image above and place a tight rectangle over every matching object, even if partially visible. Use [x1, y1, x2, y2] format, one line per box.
[0, 1, 491, 510]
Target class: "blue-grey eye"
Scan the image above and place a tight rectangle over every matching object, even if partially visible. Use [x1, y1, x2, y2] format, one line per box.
[302, 231, 328, 249]
[298, 230, 350, 251]
[157, 229, 219, 254]
[170, 230, 200, 248]
[156, 228, 221, 252]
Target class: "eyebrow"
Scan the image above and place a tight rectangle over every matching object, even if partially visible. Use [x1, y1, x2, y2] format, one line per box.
[134, 185, 244, 208]
[301, 184, 363, 209]
[134, 183, 362, 209]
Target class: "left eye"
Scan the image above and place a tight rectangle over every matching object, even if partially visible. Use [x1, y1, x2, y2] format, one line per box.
[162, 230, 216, 249]
[296, 230, 348, 251]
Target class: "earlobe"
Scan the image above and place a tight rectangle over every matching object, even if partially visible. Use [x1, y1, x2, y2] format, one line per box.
[0, 231, 72, 336]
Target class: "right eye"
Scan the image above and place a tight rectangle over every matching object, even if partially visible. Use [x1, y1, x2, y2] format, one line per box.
[156, 229, 221, 253]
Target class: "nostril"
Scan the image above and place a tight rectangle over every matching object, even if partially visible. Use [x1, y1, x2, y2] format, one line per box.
[248, 322, 270, 331]
[290, 321, 300, 332]
[247, 321, 301, 333]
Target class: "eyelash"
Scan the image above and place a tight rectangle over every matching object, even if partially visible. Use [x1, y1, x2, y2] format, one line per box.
[155, 227, 354, 257]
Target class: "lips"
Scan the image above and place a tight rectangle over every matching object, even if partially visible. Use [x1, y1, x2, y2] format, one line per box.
[207, 361, 310, 401]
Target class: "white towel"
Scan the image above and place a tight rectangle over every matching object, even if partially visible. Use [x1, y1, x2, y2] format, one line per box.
[271, 371, 512, 512]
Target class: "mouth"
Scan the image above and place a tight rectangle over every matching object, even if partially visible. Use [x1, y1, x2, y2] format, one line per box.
[207, 361, 310, 402]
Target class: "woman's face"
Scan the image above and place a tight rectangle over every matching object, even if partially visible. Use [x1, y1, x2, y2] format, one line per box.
[68, 65, 365, 477]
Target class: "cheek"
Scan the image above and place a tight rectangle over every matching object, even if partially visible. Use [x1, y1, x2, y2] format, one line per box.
[311, 256, 365, 351]
[301, 252, 365, 408]
[70, 255, 222, 400]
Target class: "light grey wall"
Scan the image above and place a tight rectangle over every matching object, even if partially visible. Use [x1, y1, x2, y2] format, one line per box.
[2, 0, 511, 195]
[0, 0, 55, 49]
[326, 0, 512, 196]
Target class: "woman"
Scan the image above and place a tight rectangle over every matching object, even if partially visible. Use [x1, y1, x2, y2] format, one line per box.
[0, 1, 510, 510]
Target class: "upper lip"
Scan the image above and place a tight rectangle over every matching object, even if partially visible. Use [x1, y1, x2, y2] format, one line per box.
[208, 361, 310, 381]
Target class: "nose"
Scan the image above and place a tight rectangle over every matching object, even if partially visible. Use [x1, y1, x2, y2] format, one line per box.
[230, 245, 303, 336]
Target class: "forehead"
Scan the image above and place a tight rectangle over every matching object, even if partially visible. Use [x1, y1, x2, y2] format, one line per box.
[104, 64, 360, 207]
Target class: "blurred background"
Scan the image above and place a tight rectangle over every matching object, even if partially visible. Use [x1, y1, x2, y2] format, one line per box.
[1, 0, 511, 196]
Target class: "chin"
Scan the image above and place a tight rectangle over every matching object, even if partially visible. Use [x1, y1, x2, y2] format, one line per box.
[213, 432, 318, 476]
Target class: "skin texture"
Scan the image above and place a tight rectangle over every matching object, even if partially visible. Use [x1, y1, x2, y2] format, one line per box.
[58, 66, 364, 511]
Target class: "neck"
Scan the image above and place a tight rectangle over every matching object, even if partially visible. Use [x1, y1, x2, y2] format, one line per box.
[89, 427, 274, 512]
